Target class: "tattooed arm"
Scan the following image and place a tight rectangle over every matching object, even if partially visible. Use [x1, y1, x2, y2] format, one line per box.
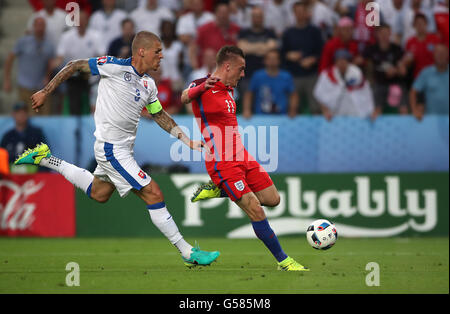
[152, 109, 207, 152]
[31, 59, 91, 112]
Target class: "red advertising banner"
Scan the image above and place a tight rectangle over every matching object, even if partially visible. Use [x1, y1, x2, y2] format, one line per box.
[0, 173, 75, 237]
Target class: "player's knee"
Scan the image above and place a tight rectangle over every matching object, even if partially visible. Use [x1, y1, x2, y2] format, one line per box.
[269, 193, 281, 207]
[91, 192, 110, 203]
[142, 182, 164, 203]
[262, 192, 281, 207]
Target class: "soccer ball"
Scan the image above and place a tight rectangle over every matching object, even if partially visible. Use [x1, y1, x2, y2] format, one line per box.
[306, 219, 338, 250]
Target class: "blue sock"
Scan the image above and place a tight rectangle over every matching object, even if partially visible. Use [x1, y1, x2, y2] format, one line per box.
[252, 219, 288, 262]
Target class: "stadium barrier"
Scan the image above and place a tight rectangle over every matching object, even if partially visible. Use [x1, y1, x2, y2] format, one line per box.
[0, 173, 75, 237]
[0, 115, 448, 173]
[76, 173, 449, 238]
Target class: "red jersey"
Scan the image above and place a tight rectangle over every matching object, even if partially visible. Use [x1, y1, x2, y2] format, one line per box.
[190, 78, 273, 201]
[190, 78, 247, 166]
[195, 21, 240, 67]
[319, 37, 359, 72]
[434, 7, 449, 47]
[406, 34, 441, 77]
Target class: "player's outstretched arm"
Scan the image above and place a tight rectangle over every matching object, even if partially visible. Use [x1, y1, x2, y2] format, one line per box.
[180, 75, 220, 105]
[152, 109, 208, 153]
[31, 59, 91, 113]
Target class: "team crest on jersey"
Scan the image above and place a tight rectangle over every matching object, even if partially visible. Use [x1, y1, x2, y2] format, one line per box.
[138, 170, 146, 179]
[97, 56, 107, 65]
[143, 80, 148, 89]
[124, 72, 132, 82]
[234, 180, 245, 191]
[188, 82, 196, 88]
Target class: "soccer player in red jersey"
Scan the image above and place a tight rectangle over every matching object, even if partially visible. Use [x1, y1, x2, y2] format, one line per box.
[181, 46, 309, 271]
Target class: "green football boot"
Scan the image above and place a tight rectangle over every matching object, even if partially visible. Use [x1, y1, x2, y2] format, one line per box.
[183, 244, 220, 268]
[191, 180, 222, 202]
[277, 256, 310, 271]
[14, 143, 51, 166]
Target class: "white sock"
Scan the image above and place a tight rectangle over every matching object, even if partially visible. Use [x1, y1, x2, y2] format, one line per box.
[147, 202, 193, 259]
[40, 156, 93, 194]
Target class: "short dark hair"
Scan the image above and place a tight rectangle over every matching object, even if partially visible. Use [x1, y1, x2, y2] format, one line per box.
[293, 1, 308, 10]
[413, 13, 428, 24]
[121, 17, 134, 28]
[216, 46, 245, 66]
[214, 0, 229, 12]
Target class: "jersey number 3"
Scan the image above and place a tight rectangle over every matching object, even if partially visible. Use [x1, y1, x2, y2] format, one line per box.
[135, 89, 141, 102]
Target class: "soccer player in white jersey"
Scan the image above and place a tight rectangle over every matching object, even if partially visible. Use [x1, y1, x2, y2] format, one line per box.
[15, 31, 220, 267]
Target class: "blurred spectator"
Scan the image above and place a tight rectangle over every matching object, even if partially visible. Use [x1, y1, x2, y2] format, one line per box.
[193, 2, 240, 69]
[3, 17, 54, 115]
[314, 49, 374, 120]
[319, 17, 360, 72]
[410, 43, 449, 120]
[130, 0, 174, 36]
[54, 11, 103, 115]
[150, 68, 181, 115]
[136, 0, 183, 12]
[28, 0, 92, 14]
[107, 18, 135, 58]
[377, 0, 406, 44]
[243, 49, 298, 118]
[187, 48, 217, 84]
[402, 13, 441, 78]
[281, 1, 323, 114]
[176, 0, 215, 49]
[0, 102, 47, 173]
[27, 0, 67, 48]
[353, 0, 376, 52]
[230, 0, 253, 29]
[307, 0, 339, 40]
[176, 0, 215, 77]
[433, 0, 449, 46]
[395, 0, 436, 46]
[237, 6, 277, 91]
[88, 0, 127, 53]
[160, 20, 184, 92]
[363, 24, 408, 119]
[323, 0, 357, 17]
[264, 0, 295, 38]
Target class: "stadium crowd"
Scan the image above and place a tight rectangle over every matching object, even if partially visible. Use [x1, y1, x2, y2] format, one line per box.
[2, 0, 449, 121]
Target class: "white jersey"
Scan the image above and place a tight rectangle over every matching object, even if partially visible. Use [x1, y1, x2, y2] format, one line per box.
[88, 56, 162, 147]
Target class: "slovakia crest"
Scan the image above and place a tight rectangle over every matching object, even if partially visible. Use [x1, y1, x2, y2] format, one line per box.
[143, 80, 148, 89]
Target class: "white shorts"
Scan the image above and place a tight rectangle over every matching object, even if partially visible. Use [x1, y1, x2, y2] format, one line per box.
[93, 140, 151, 197]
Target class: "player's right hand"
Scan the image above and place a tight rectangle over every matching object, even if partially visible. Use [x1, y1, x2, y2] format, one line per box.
[31, 90, 47, 113]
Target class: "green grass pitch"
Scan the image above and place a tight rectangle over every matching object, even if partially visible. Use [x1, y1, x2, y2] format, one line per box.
[0, 237, 448, 294]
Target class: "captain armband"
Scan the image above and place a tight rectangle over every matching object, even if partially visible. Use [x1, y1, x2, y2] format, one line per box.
[146, 99, 163, 114]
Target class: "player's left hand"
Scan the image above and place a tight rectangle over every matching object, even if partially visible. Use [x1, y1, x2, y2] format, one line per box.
[190, 140, 210, 154]
[31, 90, 47, 113]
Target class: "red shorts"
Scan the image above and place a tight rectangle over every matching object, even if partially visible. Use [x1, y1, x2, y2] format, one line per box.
[206, 159, 273, 202]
